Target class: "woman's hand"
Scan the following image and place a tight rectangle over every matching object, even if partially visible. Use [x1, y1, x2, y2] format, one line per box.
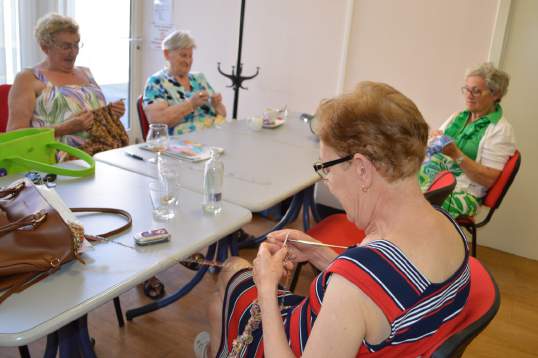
[266, 229, 319, 267]
[253, 243, 289, 294]
[190, 91, 209, 108]
[210, 93, 223, 107]
[442, 142, 462, 161]
[110, 99, 126, 118]
[68, 111, 94, 132]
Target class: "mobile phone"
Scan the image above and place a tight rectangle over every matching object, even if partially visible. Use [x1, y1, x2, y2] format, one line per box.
[134, 228, 170, 246]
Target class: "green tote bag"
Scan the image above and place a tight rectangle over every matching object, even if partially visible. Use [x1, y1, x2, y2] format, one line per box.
[0, 128, 95, 177]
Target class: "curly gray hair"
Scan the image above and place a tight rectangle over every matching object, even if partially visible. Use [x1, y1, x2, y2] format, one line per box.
[466, 62, 510, 102]
[162, 30, 196, 51]
[34, 13, 79, 47]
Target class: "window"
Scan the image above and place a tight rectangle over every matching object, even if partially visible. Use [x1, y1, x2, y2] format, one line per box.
[0, 0, 21, 84]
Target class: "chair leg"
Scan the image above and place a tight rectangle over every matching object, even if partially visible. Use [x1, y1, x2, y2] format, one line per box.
[18, 345, 31, 358]
[470, 225, 477, 257]
[113, 296, 125, 327]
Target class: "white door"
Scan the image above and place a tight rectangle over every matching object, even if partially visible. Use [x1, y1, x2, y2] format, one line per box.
[63, 0, 144, 142]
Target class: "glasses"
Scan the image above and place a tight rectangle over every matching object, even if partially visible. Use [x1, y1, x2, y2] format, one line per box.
[313, 155, 354, 179]
[25, 172, 57, 188]
[461, 86, 488, 97]
[53, 41, 83, 51]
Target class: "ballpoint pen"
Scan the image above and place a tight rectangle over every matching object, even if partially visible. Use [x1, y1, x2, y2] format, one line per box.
[125, 152, 145, 161]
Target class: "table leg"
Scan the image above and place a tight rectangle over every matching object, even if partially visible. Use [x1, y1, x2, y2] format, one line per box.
[17, 345, 30, 358]
[125, 242, 217, 321]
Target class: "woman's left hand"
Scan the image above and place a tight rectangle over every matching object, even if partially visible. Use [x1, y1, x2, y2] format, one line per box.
[442, 142, 462, 160]
[110, 99, 126, 118]
[253, 243, 288, 294]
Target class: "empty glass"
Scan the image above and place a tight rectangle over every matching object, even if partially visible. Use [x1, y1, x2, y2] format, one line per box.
[149, 181, 176, 220]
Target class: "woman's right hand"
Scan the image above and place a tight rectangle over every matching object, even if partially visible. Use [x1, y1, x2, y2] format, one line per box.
[190, 91, 209, 108]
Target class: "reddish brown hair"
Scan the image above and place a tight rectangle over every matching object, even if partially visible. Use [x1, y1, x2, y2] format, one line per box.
[317, 81, 428, 181]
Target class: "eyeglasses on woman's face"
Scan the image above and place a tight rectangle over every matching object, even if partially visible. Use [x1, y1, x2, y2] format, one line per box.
[313, 154, 354, 179]
[460, 86, 489, 97]
[52, 41, 83, 52]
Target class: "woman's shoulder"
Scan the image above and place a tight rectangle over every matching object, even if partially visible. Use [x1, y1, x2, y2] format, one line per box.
[146, 69, 168, 84]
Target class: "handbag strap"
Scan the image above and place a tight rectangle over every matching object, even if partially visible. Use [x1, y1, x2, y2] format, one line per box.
[9, 142, 95, 177]
[0, 181, 25, 199]
[70, 207, 132, 239]
[0, 210, 47, 237]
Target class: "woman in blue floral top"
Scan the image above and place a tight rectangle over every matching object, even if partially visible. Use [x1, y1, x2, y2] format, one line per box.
[142, 30, 226, 135]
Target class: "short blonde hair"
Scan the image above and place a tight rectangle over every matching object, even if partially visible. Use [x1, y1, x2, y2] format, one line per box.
[34, 13, 79, 47]
[317, 81, 429, 182]
[466, 62, 510, 102]
[162, 30, 196, 51]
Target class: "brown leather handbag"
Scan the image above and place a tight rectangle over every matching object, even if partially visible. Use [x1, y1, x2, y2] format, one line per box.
[0, 179, 132, 304]
[81, 103, 129, 155]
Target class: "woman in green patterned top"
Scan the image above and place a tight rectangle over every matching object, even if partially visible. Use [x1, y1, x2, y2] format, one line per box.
[7, 13, 125, 156]
[142, 30, 227, 135]
[419, 62, 516, 218]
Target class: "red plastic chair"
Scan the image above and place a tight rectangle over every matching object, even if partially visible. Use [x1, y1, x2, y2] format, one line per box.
[307, 170, 456, 254]
[0, 84, 12, 133]
[428, 257, 500, 357]
[137, 95, 149, 140]
[456, 150, 521, 257]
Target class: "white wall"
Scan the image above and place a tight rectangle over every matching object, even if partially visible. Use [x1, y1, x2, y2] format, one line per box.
[344, 0, 498, 128]
[480, 0, 538, 259]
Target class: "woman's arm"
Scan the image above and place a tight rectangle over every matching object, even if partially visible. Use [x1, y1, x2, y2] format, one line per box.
[144, 91, 208, 127]
[254, 244, 296, 358]
[302, 274, 370, 357]
[7, 70, 38, 131]
[7, 69, 94, 136]
[443, 143, 501, 188]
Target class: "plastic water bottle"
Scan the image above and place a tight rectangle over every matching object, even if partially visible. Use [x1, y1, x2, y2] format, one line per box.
[202, 148, 223, 215]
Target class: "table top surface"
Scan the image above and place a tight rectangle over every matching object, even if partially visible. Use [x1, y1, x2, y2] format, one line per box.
[94, 114, 321, 212]
[0, 161, 252, 346]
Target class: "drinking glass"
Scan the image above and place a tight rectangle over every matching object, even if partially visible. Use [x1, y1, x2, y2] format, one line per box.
[146, 123, 169, 163]
[149, 181, 176, 220]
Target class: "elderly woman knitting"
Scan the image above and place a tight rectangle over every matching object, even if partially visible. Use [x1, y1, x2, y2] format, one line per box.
[419, 62, 516, 218]
[142, 30, 226, 135]
[195, 82, 471, 357]
[7, 13, 125, 150]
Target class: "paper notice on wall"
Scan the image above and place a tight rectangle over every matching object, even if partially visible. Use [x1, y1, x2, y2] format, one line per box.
[153, 0, 173, 26]
[151, 0, 174, 50]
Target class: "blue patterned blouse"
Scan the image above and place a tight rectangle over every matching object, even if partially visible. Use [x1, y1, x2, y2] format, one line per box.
[142, 70, 219, 135]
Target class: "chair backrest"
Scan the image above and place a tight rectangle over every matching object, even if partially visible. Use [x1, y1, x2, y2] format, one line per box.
[483, 150, 521, 210]
[429, 257, 500, 357]
[0, 84, 12, 133]
[137, 95, 149, 140]
[424, 170, 457, 207]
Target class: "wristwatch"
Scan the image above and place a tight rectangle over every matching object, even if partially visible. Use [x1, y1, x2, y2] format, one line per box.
[455, 154, 465, 166]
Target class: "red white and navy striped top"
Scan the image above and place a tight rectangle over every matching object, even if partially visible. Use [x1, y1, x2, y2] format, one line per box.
[217, 213, 470, 357]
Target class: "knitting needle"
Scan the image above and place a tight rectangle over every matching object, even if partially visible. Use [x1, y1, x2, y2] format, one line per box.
[287, 239, 349, 249]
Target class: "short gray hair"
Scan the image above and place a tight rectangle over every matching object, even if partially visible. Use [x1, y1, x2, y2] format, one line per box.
[466, 62, 510, 101]
[162, 30, 196, 51]
[34, 13, 79, 47]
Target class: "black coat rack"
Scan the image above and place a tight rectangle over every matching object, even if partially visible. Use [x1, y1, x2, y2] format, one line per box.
[217, 0, 259, 119]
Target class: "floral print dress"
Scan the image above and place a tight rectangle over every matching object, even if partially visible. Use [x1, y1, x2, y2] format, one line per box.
[31, 66, 107, 149]
[142, 70, 219, 135]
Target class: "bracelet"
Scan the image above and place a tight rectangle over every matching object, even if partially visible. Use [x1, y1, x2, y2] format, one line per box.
[455, 154, 465, 165]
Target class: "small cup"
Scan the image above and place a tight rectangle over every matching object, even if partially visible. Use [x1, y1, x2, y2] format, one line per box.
[149, 181, 176, 220]
[247, 116, 264, 131]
